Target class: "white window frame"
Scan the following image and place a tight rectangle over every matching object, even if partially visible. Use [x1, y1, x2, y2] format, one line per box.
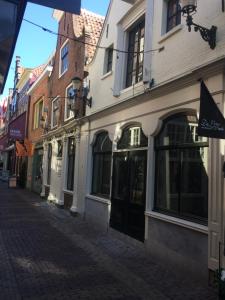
[114, 0, 147, 96]
[59, 39, 69, 77]
[33, 98, 43, 130]
[103, 44, 114, 75]
[64, 84, 74, 121]
[51, 96, 60, 129]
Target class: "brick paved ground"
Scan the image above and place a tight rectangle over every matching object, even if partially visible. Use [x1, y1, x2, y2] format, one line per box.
[0, 182, 217, 299]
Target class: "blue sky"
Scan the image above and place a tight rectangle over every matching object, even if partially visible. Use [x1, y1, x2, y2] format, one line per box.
[2, 0, 110, 98]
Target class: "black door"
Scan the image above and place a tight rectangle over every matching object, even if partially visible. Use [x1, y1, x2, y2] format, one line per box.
[110, 150, 147, 241]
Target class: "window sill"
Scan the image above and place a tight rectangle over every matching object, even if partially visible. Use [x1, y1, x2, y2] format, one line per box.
[158, 24, 183, 44]
[63, 189, 74, 195]
[64, 116, 74, 123]
[86, 194, 111, 205]
[58, 69, 68, 79]
[101, 71, 113, 80]
[145, 211, 208, 234]
[120, 80, 144, 96]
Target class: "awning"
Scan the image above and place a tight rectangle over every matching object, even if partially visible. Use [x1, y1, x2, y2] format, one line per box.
[8, 112, 26, 139]
[0, 0, 27, 94]
[28, 0, 81, 14]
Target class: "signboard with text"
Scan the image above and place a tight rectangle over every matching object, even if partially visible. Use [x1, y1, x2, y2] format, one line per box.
[197, 80, 225, 139]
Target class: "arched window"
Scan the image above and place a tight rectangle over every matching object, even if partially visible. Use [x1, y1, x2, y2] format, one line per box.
[92, 132, 112, 198]
[117, 126, 148, 149]
[154, 113, 208, 224]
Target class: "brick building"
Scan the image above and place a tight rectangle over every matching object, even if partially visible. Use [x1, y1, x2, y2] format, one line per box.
[41, 9, 104, 210]
[26, 58, 54, 194]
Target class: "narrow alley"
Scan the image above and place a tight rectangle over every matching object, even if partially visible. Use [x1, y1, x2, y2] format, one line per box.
[0, 182, 216, 300]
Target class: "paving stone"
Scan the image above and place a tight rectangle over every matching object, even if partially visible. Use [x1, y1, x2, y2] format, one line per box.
[0, 182, 217, 299]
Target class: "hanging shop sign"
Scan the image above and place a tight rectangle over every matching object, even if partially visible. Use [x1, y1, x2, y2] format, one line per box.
[9, 112, 26, 139]
[197, 80, 225, 139]
[16, 139, 34, 157]
[28, 0, 81, 14]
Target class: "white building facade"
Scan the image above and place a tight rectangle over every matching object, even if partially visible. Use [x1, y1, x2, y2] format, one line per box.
[75, 0, 225, 279]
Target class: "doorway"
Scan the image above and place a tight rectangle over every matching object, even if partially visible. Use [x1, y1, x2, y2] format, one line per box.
[110, 150, 147, 241]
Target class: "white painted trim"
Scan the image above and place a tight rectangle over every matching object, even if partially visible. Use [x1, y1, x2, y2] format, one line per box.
[120, 80, 144, 96]
[51, 96, 59, 129]
[101, 71, 113, 80]
[86, 194, 111, 205]
[64, 83, 74, 121]
[63, 189, 74, 195]
[145, 211, 208, 234]
[158, 24, 183, 44]
[59, 39, 69, 78]
[27, 66, 53, 95]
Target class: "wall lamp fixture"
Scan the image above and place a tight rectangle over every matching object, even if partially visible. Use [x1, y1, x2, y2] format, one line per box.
[180, 0, 217, 49]
[68, 77, 92, 113]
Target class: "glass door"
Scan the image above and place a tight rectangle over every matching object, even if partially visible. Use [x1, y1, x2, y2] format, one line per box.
[110, 150, 147, 241]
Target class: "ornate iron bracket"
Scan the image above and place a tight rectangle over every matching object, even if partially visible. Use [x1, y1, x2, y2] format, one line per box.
[185, 14, 217, 49]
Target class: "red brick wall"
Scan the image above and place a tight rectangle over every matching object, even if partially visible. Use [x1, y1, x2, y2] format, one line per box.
[48, 12, 86, 128]
[28, 75, 49, 143]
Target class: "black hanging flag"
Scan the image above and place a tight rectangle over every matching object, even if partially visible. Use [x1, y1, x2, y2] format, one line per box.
[197, 80, 225, 139]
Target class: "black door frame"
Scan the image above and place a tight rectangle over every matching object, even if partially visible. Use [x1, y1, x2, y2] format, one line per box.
[110, 148, 147, 241]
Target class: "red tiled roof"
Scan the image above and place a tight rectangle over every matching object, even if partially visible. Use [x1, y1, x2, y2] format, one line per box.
[73, 9, 104, 64]
[30, 64, 46, 85]
[32, 64, 46, 78]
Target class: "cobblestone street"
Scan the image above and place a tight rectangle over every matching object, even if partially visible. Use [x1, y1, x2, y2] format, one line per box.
[0, 182, 217, 299]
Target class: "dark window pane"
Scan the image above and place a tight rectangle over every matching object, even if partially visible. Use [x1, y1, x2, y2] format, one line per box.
[106, 47, 113, 73]
[155, 149, 179, 213]
[93, 132, 112, 153]
[47, 144, 52, 185]
[92, 132, 112, 197]
[126, 19, 145, 88]
[180, 148, 208, 221]
[112, 154, 128, 201]
[154, 114, 208, 224]
[155, 114, 207, 147]
[92, 154, 111, 196]
[118, 126, 148, 149]
[67, 138, 75, 191]
[129, 153, 146, 205]
[167, 0, 181, 32]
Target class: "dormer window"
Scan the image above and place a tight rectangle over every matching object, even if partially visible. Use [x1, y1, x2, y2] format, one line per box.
[59, 40, 69, 76]
[126, 19, 145, 88]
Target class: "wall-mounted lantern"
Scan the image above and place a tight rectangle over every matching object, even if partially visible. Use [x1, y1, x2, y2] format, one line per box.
[180, 0, 217, 49]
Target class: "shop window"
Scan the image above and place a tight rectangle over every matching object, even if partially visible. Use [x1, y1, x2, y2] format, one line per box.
[60, 41, 69, 75]
[92, 132, 112, 198]
[33, 99, 43, 129]
[117, 125, 148, 149]
[166, 0, 181, 32]
[51, 97, 59, 128]
[154, 113, 208, 224]
[126, 19, 145, 88]
[67, 137, 75, 191]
